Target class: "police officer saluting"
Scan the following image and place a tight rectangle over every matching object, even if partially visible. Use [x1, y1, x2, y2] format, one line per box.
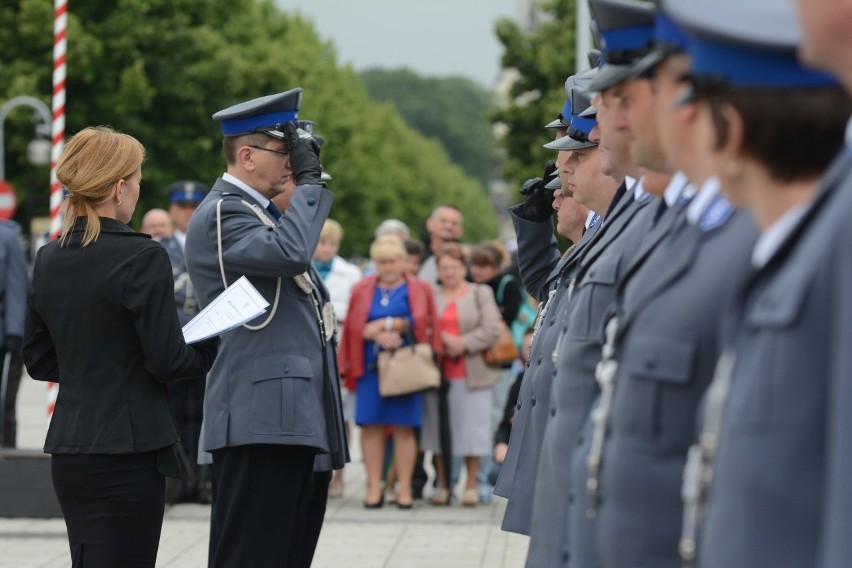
[185, 89, 348, 568]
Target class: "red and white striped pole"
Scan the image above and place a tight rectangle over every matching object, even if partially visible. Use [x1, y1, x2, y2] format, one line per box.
[47, 0, 67, 423]
[50, 0, 67, 240]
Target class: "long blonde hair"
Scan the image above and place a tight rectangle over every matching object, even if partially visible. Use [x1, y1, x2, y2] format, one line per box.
[56, 126, 145, 247]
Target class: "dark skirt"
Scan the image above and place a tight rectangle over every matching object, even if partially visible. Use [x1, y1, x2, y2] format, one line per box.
[51, 451, 166, 568]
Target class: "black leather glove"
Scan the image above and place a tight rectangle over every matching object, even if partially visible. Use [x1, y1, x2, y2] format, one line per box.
[518, 161, 558, 222]
[282, 122, 324, 187]
[4, 335, 22, 354]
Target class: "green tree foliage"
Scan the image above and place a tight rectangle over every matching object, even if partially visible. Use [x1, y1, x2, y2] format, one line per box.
[359, 68, 499, 188]
[491, 0, 578, 198]
[0, 0, 497, 255]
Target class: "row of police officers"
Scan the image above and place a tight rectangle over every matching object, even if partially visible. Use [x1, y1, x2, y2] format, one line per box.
[495, 0, 852, 567]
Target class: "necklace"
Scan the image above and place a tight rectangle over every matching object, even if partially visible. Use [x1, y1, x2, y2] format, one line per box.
[378, 282, 403, 307]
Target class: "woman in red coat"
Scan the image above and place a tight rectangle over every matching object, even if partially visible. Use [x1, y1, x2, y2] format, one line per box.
[338, 236, 441, 508]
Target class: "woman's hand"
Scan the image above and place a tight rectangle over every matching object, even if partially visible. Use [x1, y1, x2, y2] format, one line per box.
[375, 330, 403, 351]
[494, 443, 509, 464]
[441, 332, 467, 358]
[362, 319, 385, 341]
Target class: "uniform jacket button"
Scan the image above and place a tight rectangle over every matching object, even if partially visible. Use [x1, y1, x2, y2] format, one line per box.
[307, 197, 317, 206]
[516, 400, 522, 410]
[531, 395, 537, 407]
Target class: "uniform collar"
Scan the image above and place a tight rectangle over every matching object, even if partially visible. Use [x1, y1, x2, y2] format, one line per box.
[751, 201, 811, 268]
[686, 177, 722, 225]
[173, 229, 187, 250]
[629, 176, 645, 201]
[222, 172, 270, 209]
[663, 171, 689, 207]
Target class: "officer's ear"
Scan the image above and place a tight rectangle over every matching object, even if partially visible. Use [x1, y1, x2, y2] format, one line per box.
[715, 103, 745, 168]
[236, 145, 256, 172]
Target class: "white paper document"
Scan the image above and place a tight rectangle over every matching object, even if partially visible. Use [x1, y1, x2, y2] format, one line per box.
[182, 276, 269, 344]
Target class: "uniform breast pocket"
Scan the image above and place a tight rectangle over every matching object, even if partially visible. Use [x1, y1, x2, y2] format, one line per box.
[249, 353, 317, 436]
[732, 281, 817, 430]
[616, 334, 696, 449]
[570, 253, 622, 341]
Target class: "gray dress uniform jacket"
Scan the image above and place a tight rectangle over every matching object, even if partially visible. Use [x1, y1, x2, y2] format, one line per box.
[493, 204, 600, 535]
[527, 188, 655, 568]
[184, 178, 348, 471]
[0, 220, 27, 348]
[564, 198, 690, 568]
[699, 155, 852, 568]
[596, 202, 757, 568]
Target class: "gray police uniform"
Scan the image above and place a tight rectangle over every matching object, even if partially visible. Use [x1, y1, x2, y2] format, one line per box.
[596, 187, 757, 568]
[527, 182, 655, 568]
[0, 220, 28, 447]
[185, 177, 347, 467]
[494, 66, 601, 533]
[494, 205, 600, 534]
[564, 174, 694, 568]
[698, 149, 852, 568]
[0, 221, 26, 349]
[160, 236, 197, 327]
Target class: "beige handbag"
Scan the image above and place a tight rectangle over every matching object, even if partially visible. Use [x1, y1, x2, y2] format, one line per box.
[378, 341, 441, 397]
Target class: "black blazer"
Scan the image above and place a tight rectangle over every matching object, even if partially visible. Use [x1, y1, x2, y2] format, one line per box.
[24, 217, 216, 455]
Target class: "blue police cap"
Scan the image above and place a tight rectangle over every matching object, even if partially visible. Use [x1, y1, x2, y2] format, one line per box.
[546, 52, 602, 129]
[167, 180, 209, 205]
[667, 0, 837, 93]
[628, 4, 691, 79]
[587, 0, 656, 92]
[544, 85, 598, 151]
[212, 88, 303, 139]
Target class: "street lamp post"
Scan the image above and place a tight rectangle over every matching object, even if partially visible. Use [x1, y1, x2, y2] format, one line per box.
[0, 96, 53, 180]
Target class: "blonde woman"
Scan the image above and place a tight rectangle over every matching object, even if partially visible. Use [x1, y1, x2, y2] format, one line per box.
[23, 126, 218, 567]
[338, 236, 441, 508]
[423, 243, 503, 506]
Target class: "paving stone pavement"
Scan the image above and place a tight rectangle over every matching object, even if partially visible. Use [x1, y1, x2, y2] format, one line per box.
[0, 374, 530, 567]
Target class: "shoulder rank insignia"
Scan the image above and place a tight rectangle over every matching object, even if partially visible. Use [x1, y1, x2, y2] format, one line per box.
[699, 195, 735, 233]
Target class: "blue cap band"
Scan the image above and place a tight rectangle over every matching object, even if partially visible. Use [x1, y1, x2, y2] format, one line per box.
[689, 35, 837, 88]
[654, 14, 689, 51]
[601, 24, 654, 54]
[220, 110, 298, 136]
[561, 100, 573, 121]
[570, 114, 596, 136]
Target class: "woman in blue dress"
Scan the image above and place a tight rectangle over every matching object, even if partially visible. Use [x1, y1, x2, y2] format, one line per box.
[338, 236, 441, 509]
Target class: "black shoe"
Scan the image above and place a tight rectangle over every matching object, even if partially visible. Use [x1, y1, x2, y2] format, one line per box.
[363, 495, 384, 509]
[397, 501, 413, 510]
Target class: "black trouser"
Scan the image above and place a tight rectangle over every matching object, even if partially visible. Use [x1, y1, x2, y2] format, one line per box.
[1, 347, 24, 447]
[51, 451, 166, 568]
[166, 378, 207, 502]
[208, 444, 320, 568]
[300, 471, 332, 567]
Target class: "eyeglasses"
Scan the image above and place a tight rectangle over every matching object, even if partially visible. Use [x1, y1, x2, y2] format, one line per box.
[248, 145, 289, 157]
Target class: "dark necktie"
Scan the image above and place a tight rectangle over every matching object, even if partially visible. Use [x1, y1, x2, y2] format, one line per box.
[266, 201, 282, 221]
